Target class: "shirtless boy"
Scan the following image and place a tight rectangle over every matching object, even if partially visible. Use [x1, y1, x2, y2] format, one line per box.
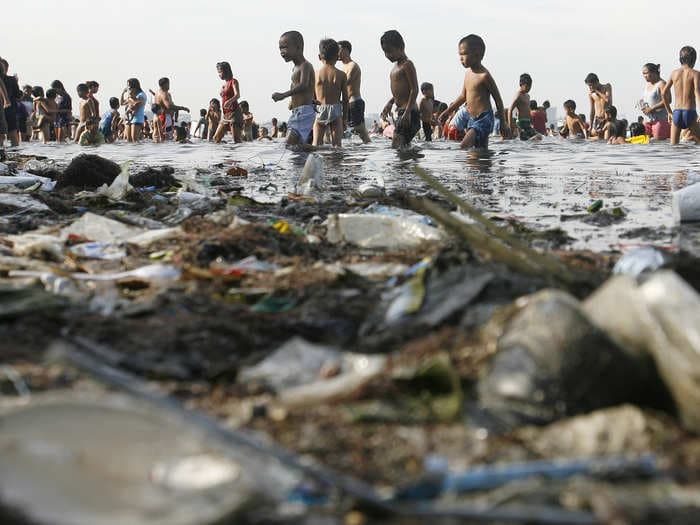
[560, 100, 588, 139]
[380, 30, 420, 148]
[272, 31, 316, 146]
[313, 38, 347, 147]
[508, 73, 538, 140]
[38, 88, 58, 144]
[439, 34, 509, 148]
[206, 99, 221, 142]
[585, 73, 612, 138]
[662, 46, 700, 145]
[75, 83, 95, 143]
[155, 77, 190, 140]
[419, 82, 435, 141]
[338, 40, 370, 143]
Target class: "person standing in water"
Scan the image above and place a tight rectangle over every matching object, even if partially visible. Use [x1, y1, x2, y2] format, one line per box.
[640, 63, 671, 140]
[338, 40, 371, 143]
[662, 46, 700, 145]
[213, 62, 243, 143]
[585, 73, 612, 138]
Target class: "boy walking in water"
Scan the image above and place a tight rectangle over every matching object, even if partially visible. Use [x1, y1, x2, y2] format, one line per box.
[419, 82, 435, 141]
[380, 30, 420, 148]
[585, 73, 612, 138]
[508, 73, 538, 140]
[272, 31, 316, 146]
[313, 39, 347, 147]
[560, 100, 588, 139]
[155, 78, 190, 140]
[338, 40, 371, 143]
[439, 34, 509, 148]
[662, 46, 700, 145]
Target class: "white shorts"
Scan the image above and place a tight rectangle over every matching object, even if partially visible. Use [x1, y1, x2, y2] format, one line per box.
[316, 103, 342, 125]
[288, 104, 315, 143]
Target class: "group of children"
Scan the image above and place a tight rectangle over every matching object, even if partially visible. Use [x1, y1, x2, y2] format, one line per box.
[2, 36, 699, 149]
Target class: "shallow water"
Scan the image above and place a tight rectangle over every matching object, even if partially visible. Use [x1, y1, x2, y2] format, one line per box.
[15, 136, 700, 252]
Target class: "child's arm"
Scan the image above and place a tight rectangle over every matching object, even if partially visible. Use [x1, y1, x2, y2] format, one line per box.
[403, 61, 419, 112]
[588, 92, 596, 129]
[507, 93, 519, 131]
[440, 91, 465, 123]
[0, 77, 9, 109]
[577, 117, 588, 139]
[381, 97, 394, 119]
[486, 73, 510, 138]
[341, 74, 348, 128]
[272, 64, 312, 101]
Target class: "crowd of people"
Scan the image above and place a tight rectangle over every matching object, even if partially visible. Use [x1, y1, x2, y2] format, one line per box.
[0, 32, 698, 149]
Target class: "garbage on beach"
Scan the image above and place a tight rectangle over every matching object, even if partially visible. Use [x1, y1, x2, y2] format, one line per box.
[673, 182, 700, 223]
[297, 153, 324, 195]
[326, 206, 445, 249]
[94, 162, 133, 201]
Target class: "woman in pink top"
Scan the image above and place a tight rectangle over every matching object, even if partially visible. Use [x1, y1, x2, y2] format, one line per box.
[641, 63, 671, 140]
[213, 61, 243, 143]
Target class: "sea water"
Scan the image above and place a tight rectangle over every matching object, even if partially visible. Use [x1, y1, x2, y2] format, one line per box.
[16, 136, 700, 252]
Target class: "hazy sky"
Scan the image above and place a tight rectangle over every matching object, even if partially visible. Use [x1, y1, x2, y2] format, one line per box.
[5, 1, 699, 123]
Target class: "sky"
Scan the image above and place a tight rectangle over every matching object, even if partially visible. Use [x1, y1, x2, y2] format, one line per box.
[4, 1, 699, 124]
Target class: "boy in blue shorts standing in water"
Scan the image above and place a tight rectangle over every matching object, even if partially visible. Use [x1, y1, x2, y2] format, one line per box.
[662, 46, 700, 145]
[439, 34, 509, 148]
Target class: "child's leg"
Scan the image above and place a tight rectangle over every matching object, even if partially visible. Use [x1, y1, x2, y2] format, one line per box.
[40, 122, 50, 144]
[212, 121, 227, 143]
[460, 128, 477, 148]
[232, 124, 242, 143]
[670, 123, 681, 145]
[354, 123, 371, 143]
[332, 118, 343, 147]
[688, 121, 700, 144]
[135, 124, 143, 141]
[312, 120, 325, 146]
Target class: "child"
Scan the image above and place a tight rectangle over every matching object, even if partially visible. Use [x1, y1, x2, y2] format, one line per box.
[439, 34, 509, 148]
[419, 82, 435, 141]
[313, 38, 347, 147]
[50, 80, 72, 142]
[662, 46, 700, 145]
[240, 100, 255, 141]
[508, 73, 538, 140]
[175, 124, 190, 144]
[99, 97, 120, 143]
[79, 117, 105, 146]
[123, 78, 147, 142]
[35, 87, 57, 143]
[338, 39, 371, 143]
[86, 81, 100, 121]
[155, 77, 189, 140]
[151, 103, 164, 143]
[206, 98, 221, 141]
[258, 126, 272, 140]
[75, 83, 95, 143]
[380, 30, 419, 148]
[193, 108, 208, 139]
[585, 73, 613, 138]
[560, 100, 588, 139]
[530, 100, 547, 135]
[271, 117, 279, 138]
[272, 31, 316, 146]
[602, 105, 625, 142]
[213, 62, 243, 143]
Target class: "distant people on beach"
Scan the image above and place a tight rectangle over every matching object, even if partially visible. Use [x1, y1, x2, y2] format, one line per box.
[419, 82, 435, 141]
[155, 77, 190, 141]
[122, 78, 147, 142]
[662, 46, 700, 145]
[641, 63, 671, 140]
[213, 61, 243, 143]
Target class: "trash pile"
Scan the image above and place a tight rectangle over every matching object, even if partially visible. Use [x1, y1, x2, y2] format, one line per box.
[2, 152, 700, 524]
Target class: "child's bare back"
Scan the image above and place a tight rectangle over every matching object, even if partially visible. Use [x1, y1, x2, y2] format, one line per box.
[315, 64, 345, 105]
[313, 39, 347, 147]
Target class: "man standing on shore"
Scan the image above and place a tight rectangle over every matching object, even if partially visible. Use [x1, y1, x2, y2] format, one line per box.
[338, 40, 371, 143]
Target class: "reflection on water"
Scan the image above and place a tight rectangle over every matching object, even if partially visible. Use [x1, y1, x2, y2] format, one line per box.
[16, 135, 700, 251]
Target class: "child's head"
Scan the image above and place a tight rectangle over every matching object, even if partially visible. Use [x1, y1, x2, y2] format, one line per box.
[519, 73, 532, 92]
[158, 77, 170, 90]
[216, 62, 233, 80]
[272, 117, 278, 125]
[209, 98, 220, 110]
[46, 89, 57, 100]
[239, 100, 249, 112]
[629, 121, 646, 137]
[338, 40, 352, 61]
[614, 119, 628, 138]
[86, 81, 99, 93]
[50, 80, 65, 92]
[458, 34, 485, 69]
[642, 63, 661, 82]
[200, 108, 207, 117]
[529, 100, 538, 110]
[605, 105, 617, 121]
[279, 31, 304, 62]
[420, 82, 434, 97]
[584, 73, 599, 88]
[438, 102, 448, 113]
[76, 83, 89, 98]
[31, 86, 44, 98]
[543, 100, 550, 109]
[151, 103, 162, 115]
[563, 99, 576, 112]
[258, 126, 269, 138]
[579, 114, 587, 122]
[109, 97, 120, 109]
[680, 46, 697, 67]
[319, 38, 340, 64]
[380, 30, 405, 61]
[127, 78, 142, 93]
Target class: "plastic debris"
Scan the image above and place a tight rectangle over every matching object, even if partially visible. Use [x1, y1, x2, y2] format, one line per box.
[71, 264, 181, 282]
[95, 161, 134, 200]
[673, 182, 700, 223]
[613, 246, 667, 276]
[297, 153, 324, 195]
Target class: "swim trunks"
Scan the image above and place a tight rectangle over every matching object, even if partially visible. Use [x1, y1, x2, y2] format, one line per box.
[466, 110, 495, 148]
[395, 108, 421, 144]
[422, 121, 433, 141]
[449, 106, 471, 132]
[517, 118, 537, 140]
[672, 109, 698, 130]
[288, 104, 315, 143]
[593, 116, 605, 136]
[316, 103, 342, 125]
[347, 98, 365, 128]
